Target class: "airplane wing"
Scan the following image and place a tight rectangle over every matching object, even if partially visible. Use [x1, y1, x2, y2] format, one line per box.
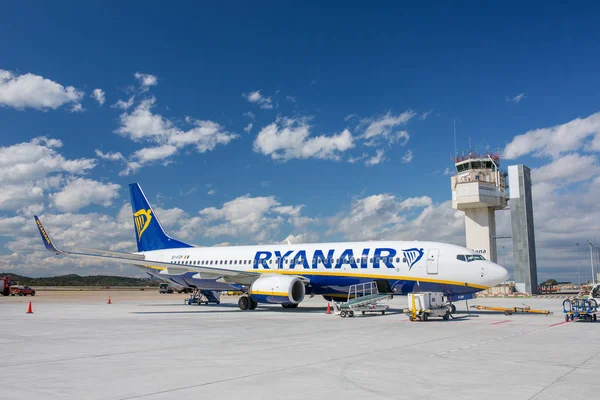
[34, 216, 259, 283]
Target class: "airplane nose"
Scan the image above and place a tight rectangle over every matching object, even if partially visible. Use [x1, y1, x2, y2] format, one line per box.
[486, 262, 509, 286]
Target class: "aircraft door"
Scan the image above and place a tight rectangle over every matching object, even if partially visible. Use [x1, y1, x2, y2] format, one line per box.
[426, 249, 439, 275]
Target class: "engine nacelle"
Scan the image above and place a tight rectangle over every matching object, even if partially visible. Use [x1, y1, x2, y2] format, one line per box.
[249, 275, 305, 305]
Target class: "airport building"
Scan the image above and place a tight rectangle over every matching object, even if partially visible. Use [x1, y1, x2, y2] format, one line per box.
[451, 153, 538, 294]
[451, 153, 507, 263]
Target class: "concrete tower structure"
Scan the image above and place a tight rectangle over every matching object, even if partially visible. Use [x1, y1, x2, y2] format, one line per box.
[451, 153, 507, 263]
[508, 164, 538, 294]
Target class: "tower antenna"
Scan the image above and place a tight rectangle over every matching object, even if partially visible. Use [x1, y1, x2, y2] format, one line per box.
[453, 120, 457, 159]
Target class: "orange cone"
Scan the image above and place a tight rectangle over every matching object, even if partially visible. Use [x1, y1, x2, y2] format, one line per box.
[326, 302, 331, 314]
[26, 301, 33, 314]
[107, 296, 111, 304]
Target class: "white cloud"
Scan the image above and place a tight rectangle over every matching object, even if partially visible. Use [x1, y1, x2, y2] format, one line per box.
[50, 178, 120, 212]
[91, 88, 105, 105]
[0, 183, 44, 212]
[244, 123, 253, 133]
[70, 103, 84, 113]
[365, 149, 385, 166]
[443, 167, 454, 176]
[506, 93, 526, 103]
[112, 96, 135, 110]
[243, 111, 255, 120]
[532, 153, 600, 183]
[254, 117, 354, 161]
[419, 110, 433, 120]
[134, 72, 158, 89]
[361, 111, 415, 145]
[273, 205, 303, 217]
[95, 150, 124, 161]
[185, 195, 309, 242]
[0, 137, 95, 184]
[208, 189, 216, 195]
[0, 69, 84, 111]
[115, 97, 238, 174]
[286, 95, 296, 103]
[245, 90, 273, 109]
[504, 111, 600, 159]
[132, 145, 178, 163]
[402, 149, 413, 163]
[328, 194, 438, 241]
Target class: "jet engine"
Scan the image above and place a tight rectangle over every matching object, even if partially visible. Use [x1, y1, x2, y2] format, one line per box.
[249, 275, 305, 305]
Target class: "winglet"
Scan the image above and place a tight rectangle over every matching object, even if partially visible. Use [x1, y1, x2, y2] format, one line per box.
[34, 216, 61, 253]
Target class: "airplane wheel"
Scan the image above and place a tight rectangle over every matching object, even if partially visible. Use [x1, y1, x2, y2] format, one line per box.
[248, 297, 257, 310]
[449, 304, 456, 314]
[238, 296, 249, 310]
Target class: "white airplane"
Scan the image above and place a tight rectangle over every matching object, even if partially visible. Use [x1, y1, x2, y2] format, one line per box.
[34, 183, 509, 311]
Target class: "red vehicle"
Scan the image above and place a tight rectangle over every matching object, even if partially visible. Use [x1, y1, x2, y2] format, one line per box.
[1, 276, 16, 296]
[10, 285, 36, 296]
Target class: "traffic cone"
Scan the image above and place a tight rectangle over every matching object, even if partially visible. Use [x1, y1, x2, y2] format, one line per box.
[326, 302, 331, 314]
[26, 301, 33, 314]
[107, 296, 111, 304]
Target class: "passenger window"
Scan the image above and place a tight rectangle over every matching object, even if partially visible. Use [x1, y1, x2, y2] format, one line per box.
[370, 258, 373, 263]
[396, 257, 400, 262]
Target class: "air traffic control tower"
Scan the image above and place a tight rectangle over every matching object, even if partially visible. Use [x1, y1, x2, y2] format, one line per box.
[451, 153, 507, 263]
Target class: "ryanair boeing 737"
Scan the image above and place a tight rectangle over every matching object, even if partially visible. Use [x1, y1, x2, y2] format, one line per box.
[34, 183, 509, 310]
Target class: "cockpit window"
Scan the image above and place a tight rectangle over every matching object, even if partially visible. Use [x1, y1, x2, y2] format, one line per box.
[457, 254, 486, 262]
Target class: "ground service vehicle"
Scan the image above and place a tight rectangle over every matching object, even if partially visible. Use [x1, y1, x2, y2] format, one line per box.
[159, 283, 173, 294]
[10, 285, 36, 296]
[1, 276, 16, 296]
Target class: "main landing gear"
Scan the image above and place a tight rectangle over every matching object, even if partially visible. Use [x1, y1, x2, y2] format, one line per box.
[238, 295, 258, 310]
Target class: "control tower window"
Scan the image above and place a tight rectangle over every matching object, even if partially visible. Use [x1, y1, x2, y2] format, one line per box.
[471, 161, 482, 169]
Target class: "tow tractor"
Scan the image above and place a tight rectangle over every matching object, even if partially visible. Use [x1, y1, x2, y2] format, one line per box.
[563, 298, 598, 322]
[403, 292, 452, 321]
[332, 282, 392, 318]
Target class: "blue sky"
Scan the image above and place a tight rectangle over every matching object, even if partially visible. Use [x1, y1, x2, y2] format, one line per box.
[1, 2, 599, 283]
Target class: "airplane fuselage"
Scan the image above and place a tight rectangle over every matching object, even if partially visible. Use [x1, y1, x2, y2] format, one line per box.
[140, 240, 508, 298]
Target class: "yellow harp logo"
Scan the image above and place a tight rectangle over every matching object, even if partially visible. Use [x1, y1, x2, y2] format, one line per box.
[133, 209, 153, 241]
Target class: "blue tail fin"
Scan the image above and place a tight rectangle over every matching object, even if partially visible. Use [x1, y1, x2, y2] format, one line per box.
[129, 183, 193, 252]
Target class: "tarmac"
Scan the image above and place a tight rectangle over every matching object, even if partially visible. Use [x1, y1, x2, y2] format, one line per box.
[1, 291, 599, 400]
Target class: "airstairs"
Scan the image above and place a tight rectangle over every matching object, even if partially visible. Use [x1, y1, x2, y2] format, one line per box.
[333, 281, 392, 318]
[187, 289, 221, 305]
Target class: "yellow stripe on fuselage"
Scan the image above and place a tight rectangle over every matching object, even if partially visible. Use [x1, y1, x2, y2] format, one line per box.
[139, 265, 488, 291]
[244, 269, 489, 290]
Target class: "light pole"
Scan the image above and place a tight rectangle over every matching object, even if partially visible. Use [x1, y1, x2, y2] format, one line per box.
[588, 241, 595, 284]
[576, 242, 581, 286]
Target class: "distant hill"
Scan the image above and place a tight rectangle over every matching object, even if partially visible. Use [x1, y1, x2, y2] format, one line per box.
[0, 272, 159, 287]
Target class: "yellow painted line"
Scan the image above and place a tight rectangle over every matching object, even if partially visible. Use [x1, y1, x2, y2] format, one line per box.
[243, 269, 489, 290]
[249, 291, 288, 297]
